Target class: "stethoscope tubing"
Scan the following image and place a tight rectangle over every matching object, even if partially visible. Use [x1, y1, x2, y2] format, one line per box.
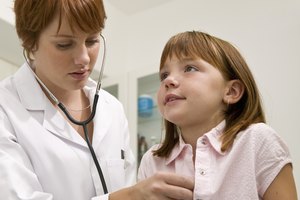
[58, 95, 108, 194]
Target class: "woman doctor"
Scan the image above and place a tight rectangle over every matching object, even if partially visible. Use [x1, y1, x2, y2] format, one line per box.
[0, 0, 194, 200]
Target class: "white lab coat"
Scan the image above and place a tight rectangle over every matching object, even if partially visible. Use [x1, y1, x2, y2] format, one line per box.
[0, 64, 136, 200]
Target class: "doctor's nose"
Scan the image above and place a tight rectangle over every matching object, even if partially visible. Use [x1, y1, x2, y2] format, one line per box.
[74, 45, 90, 67]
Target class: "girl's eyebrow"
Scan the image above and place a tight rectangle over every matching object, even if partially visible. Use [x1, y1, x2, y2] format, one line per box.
[178, 58, 195, 64]
[178, 56, 196, 61]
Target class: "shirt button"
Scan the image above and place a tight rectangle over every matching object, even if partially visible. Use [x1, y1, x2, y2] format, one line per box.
[199, 169, 206, 175]
[200, 138, 207, 145]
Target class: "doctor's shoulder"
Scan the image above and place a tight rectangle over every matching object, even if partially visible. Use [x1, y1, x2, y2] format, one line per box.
[0, 86, 23, 130]
[0, 73, 19, 98]
[99, 88, 125, 110]
[0, 86, 17, 106]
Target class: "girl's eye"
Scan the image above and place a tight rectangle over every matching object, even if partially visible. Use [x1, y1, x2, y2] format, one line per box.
[159, 72, 168, 81]
[184, 65, 198, 72]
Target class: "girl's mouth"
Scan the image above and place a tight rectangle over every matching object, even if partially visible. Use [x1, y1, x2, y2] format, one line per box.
[164, 94, 185, 105]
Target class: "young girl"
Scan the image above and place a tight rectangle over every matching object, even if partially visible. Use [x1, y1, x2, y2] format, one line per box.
[0, 1, 194, 199]
[138, 31, 297, 199]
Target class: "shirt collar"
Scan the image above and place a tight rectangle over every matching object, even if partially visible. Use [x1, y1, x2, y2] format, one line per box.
[201, 120, 226, 155]
[165, 135, 192, 165]
[165, 120, 226, 165]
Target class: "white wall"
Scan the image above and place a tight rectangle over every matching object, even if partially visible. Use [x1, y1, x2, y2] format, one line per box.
[0, 0, 14, 25]
[0, 59, 18, 80]
[104, 0, 300, 193]
[0, 0, 21, 78]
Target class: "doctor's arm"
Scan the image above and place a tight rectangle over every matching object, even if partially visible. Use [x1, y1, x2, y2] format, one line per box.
[108, 172, 194, 200]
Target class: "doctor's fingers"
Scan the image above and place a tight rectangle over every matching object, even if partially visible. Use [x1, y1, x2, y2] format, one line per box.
[160, 183, 194, 200]
[160, 172, 194, 191]
[142, 172, 194, 200]
[157, 172, 194, 200]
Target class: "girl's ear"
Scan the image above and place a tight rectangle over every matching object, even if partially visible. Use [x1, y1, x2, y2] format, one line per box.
[223, 79, 245, 105]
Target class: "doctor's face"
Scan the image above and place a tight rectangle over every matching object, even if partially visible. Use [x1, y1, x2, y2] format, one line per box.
[32, 14, 101, 93]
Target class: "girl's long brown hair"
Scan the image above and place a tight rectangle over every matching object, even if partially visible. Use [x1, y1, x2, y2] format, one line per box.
[153, 31, 265, 157]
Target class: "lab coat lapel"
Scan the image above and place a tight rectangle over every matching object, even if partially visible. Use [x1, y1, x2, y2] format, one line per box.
[42, 101, 86, 146]
[87, 88, 112, 150]
[14, 64, 87, 147]
[41, 95, 90, 147]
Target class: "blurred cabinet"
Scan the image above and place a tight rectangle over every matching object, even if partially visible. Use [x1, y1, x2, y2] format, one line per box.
[128, 68, 162, 168]
[102, 67, 162, 172]
[104, 84, 118, 99]
[136, 73, 162, 165]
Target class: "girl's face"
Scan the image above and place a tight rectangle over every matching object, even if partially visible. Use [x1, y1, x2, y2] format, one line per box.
[32, 14, 101, 94]
[157, 56, 229, 131]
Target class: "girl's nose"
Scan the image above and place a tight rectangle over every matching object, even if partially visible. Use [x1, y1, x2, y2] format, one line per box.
[164, 75, 179, 89]
[74, 45, 90, 67]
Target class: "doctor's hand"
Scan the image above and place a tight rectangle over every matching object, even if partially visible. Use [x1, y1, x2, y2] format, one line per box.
[109, 172, 194, 200]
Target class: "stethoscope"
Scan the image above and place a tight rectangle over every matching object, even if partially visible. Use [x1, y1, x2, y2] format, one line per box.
[23, 34, 108, 194]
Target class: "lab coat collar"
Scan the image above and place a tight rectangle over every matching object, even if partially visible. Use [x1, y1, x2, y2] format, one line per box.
[14, 63, 47, 110]
[90, 91, 112, 150]
[13, 64, 82, 144]
[78, 81, 114, 151]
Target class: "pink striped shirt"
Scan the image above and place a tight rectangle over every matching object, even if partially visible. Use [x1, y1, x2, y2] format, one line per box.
[138, 121, 292, 200]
